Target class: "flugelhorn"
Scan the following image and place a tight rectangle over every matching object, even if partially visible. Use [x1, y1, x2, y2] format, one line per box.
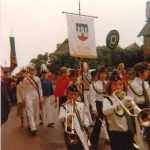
[65, 99, 75, 134]
[113, 91, 150, 127]
[65, 99, 79, 145]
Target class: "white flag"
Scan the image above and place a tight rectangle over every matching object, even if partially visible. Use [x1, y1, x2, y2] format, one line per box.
[66, 14, 97, 58]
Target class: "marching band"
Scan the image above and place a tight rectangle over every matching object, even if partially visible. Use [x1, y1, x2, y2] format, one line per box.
[2, 61, 150, 150]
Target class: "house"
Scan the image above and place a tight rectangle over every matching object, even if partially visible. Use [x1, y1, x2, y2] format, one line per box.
[138, 1, 150, 59]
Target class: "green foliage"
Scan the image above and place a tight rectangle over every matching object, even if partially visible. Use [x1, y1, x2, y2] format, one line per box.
[48, 52, 80, 75]
[30, 45, 144, 75]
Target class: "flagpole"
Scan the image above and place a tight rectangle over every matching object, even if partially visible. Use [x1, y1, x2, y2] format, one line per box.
[62, 0, 98, 102]
[79, 0, 81, 15]
[10, 29, 13, 37]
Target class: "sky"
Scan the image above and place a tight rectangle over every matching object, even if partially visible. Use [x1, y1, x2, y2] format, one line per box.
[0, 0, 148, 72]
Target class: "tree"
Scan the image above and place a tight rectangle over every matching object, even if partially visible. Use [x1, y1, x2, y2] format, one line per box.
[30, 45, 145, 76]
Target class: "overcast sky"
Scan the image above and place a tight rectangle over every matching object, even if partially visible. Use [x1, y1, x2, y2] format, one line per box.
[0, 0, 148, 71]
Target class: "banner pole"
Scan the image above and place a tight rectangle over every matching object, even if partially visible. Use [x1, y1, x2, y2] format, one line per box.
[79, 0, 81, 16]
[80, 58, 84, 102]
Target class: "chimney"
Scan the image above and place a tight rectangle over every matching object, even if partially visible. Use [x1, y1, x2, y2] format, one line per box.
[146, 1, 150, 21]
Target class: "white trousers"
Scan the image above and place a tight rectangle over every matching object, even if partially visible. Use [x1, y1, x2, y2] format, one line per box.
[26, 95, 39, 131]
[42, 96, 54, 125]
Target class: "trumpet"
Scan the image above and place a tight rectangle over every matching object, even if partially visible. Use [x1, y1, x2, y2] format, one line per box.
[65, 99, 79, 145]
[113, 91, 150, 127]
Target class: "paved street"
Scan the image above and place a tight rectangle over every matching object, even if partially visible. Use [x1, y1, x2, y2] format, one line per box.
[1, 104, 111, 150]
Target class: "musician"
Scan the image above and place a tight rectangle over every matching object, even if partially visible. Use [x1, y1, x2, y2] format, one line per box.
[23, 63, 43, 136]
[90, 67, 109, 148]
[128, 62, 150, 149]
[59, 84, 90, 150]
[103, 71, 136, 150]
[78, 62, 93, 124]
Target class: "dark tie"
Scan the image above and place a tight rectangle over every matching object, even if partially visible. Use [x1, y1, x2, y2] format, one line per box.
[103, 81, 106, 94]
[142, 81, 150, 107]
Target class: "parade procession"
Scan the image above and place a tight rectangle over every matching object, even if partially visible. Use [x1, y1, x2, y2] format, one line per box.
[1, 1, 150, 150]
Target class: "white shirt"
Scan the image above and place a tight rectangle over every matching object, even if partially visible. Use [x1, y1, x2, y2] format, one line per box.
[23, 75, 43, 99]
[90, 80, 105, 111]
[103, 95, 129, 132]
[128, 77, 150, 105]
[59, 100, 90, 150]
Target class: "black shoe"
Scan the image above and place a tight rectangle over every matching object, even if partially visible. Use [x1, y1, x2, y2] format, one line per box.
[31, 130, 37, 136]
[27, 127, 31, 132]
[47, 123, 54, 128]
[39, 122, 43, 126]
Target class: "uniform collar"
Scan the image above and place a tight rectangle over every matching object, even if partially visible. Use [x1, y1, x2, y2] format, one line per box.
[135, 77, 143, 85]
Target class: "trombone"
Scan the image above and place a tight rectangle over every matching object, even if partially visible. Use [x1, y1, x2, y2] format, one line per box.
[113, 91, 150, 127]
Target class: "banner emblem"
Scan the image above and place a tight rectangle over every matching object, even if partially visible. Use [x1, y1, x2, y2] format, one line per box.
[76, 23, 88, 41]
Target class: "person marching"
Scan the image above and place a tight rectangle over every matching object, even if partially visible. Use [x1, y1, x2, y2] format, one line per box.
[78, 62, 93, 125]
[40, 64, 54, 127]
[102, 71, 136, 150]
[16, 68, 27, 127]
[117, 63, 128, 86]
[59, 84, 90, 150]
[54, 67, 71, 109]
[90, 67, 109, 149]
[23, 63, 43, 136]
[128, 62, 150, 149]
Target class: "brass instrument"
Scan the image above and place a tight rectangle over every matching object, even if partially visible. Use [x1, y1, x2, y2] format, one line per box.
[65, 100, 79, 145]
[113, 91, 150, 127]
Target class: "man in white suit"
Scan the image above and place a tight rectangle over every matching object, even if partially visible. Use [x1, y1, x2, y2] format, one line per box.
[23, 63, 43, 136]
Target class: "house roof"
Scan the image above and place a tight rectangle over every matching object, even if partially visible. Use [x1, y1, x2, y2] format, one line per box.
[124, 42, 140, 50]
[138, 21, 150, 37]
[54, 38, 69, 54]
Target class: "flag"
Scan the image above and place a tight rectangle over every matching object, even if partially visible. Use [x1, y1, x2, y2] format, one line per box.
[66, 14, 97, 58]
[10, 37, 17, 71]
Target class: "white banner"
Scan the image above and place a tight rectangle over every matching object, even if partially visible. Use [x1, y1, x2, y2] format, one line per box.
[66, 14, 97, 58]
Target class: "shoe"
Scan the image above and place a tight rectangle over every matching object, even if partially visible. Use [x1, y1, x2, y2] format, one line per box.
[39, 122, 43, 126]
[27, 127, 31, 132]
[47, 123, 55, 128]
[31, 130, 37, 136]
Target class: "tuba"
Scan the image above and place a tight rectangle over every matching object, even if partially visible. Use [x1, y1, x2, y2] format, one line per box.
[113, 91, 150, 127]
[65, 100, 80, 145]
